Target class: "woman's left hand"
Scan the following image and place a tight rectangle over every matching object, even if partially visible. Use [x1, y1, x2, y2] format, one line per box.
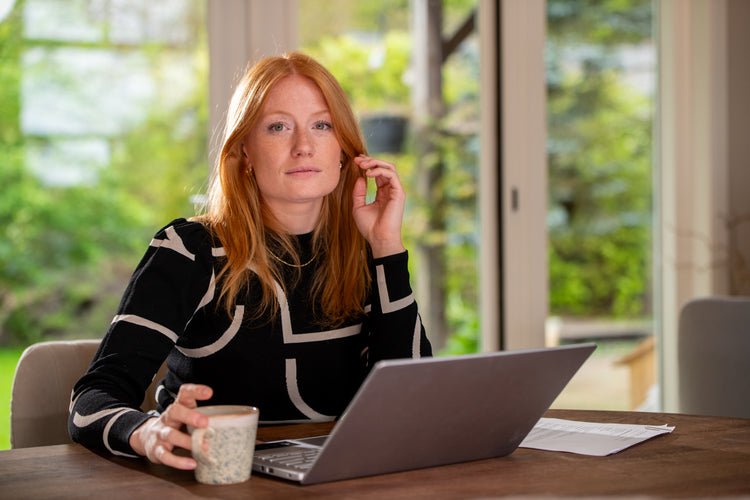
[352, 155, 407, 258]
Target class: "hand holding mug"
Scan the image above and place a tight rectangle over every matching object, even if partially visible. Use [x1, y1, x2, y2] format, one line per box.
[129, 383, 213, 470]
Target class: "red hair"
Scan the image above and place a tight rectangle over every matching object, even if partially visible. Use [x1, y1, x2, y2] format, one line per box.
[195, 52, 370, 325]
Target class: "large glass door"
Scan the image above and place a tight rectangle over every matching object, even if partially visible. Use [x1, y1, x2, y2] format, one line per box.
[545, 0, 657, 411]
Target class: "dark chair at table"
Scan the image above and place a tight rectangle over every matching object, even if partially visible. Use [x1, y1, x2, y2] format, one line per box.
[10, 339, 166, 448]
[678, 296, 750, 419]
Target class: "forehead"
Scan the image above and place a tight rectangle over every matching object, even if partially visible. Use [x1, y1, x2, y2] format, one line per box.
[262, 74, 329, 113]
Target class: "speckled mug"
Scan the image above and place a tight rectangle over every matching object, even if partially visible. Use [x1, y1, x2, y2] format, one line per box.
[188, 405, 259, 485]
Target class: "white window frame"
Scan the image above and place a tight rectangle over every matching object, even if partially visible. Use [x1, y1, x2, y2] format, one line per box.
[479, 0, 547, 352]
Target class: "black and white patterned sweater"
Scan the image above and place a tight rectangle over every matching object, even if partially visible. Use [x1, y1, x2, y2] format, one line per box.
[68, 218, 431, 457]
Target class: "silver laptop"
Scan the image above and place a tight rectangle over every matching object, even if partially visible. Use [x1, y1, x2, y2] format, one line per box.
[253, 343, 596, 485]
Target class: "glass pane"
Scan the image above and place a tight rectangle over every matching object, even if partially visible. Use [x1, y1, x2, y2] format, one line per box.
[0, 0, 208, 448]
[545, 0, 656, 411]
[298, 0, 481, 355]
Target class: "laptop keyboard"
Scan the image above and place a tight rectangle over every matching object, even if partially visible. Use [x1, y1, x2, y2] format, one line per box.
[256, 447, 320, 471]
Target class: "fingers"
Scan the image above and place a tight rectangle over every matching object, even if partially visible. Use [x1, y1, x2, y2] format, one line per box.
[147, 415, 197, 470]
[148, 431, 197, 470]
[163, 383, 212, 429]
[353, 155, 405, 206]
[130, 383, 214, 471]
[351, 155, 406, 258]
[352, 176, 368, 210]
[354, 155, 402, 187]
[153, 447, 197, 470]
[160, 383, 212, 434]
[132, 417, 197, 470]
[137, 415, 196, 469]
[175, 383, 213, 410]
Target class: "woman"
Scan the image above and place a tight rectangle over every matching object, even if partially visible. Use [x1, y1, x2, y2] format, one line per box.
[68, 52, 431, 470]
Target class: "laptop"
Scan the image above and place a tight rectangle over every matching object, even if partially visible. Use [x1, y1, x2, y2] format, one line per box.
[253, 343, 596, 485]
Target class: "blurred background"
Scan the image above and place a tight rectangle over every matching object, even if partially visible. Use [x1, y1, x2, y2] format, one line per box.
[1, 0, 665, 449]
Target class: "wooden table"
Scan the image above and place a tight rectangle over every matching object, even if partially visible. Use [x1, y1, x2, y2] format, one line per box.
[1, 409, 748, 499]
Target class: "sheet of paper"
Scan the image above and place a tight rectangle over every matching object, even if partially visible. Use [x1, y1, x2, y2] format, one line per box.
[519, 417, 675, 456]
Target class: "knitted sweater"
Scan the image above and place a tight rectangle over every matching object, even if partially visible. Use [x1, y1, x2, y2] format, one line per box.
[68, 218, 431, 457]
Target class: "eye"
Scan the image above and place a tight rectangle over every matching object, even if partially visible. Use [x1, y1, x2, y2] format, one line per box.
[268, 122, 286, 132]
[314, 120, 333, 131]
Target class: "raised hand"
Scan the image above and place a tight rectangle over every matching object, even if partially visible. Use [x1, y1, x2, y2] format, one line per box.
[352, 155, 407, 258]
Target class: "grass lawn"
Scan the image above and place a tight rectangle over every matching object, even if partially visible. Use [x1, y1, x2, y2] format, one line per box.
[1, 347, 26, 450]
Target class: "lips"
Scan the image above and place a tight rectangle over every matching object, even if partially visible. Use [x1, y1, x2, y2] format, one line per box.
[286, 166, 321, 175]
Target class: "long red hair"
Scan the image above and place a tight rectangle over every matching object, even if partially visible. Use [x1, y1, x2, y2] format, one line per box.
[195, 52, 370, 325]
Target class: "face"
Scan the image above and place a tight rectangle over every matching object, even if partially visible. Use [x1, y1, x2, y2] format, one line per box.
[243, 74, 342, 229]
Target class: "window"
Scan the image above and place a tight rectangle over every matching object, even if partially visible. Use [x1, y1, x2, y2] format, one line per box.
[0, 0, 208, 347]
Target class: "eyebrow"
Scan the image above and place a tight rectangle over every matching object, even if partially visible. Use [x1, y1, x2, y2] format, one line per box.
[261, 109, 331, 120]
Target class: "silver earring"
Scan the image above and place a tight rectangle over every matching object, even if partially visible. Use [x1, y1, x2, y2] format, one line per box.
[338, 161, 343, 169]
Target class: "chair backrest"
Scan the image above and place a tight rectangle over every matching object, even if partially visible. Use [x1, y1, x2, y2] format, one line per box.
[678, 296, 750, 419]
[10, 339, 167, 448]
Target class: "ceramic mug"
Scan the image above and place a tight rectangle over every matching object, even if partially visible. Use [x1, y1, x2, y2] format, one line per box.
[188, 405, 259, 485]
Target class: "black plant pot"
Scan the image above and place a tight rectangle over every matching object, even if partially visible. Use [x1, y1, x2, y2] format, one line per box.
[360, 114, 408, 154]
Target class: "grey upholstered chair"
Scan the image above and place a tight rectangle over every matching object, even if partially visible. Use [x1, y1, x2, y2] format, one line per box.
[678, 296, 750, 419]
[10, 339, 166, 448]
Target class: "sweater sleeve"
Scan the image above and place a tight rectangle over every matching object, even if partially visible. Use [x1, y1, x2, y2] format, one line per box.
[366, 251, 432, 363]
[68, 219, 215, 457]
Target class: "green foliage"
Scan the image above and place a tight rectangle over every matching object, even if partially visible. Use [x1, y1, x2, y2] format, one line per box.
[0, 0, 208, 346]
[547, 0, 652, 45]
[298, 0, 476, 47]
[547, 0, 654, 318]
[441, 290, 479, 355]
[0, 141, 150, 344]
[306, 32, 412, 113]
[0, 347, 25, 449]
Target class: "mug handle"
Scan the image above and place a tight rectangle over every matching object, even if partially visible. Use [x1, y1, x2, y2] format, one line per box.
[191, 427, 217, 465]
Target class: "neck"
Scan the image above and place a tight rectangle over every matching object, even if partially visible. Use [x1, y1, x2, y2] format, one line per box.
[266, 201, 322, 235]
[276, 216, 318, 235]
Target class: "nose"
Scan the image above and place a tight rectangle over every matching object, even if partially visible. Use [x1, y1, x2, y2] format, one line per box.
[293, 128, 314, 157]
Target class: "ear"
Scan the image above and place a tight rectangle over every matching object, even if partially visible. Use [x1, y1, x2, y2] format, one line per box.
[241, 142, 249, 159]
